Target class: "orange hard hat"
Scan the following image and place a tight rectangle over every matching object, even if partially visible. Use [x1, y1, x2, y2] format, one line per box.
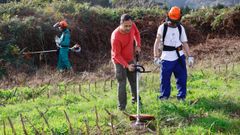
[168, 6, 181, 21]
[59, 20, 68, 28]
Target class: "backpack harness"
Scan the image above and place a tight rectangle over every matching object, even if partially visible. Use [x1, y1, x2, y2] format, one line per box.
[162, 22, 184, 66]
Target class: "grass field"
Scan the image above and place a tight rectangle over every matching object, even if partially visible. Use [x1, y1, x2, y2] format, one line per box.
[0, 64, 240, 134]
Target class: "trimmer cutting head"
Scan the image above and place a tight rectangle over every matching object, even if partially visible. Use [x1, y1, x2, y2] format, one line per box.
[128, 54, 155, 130]
[129, 114, 155, 122]
[130, 121, 147, 130]
[129, 114, 155, 130]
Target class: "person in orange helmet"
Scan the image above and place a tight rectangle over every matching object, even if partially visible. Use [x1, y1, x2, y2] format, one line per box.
[167, 6, 182, 22]
[153, 6, 194, 101]
[54, 20, 72, 72]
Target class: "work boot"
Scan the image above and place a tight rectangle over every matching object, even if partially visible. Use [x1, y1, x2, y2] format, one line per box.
[132, 96, 142, 106]
[158, 96, 168, 101]
[59, 69, 64, 73]
[66, 67, 74, 76]
[177, 97, 186, 102]
[118, 106, 126, 111]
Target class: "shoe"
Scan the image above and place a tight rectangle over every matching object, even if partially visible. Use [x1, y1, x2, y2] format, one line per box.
[132, 97, 142, 106]
[177, 97, 186, 102]
[59, 69, 64, 73]
[119, 107, 125, 111]
[158, 96, 168, 100]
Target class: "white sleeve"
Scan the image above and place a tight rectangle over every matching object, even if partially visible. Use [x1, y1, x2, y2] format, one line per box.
[180, 25, 188, 42]
[157, 24, 164, 37]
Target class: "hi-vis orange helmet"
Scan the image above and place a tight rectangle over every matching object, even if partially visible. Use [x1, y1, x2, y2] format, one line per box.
[168, 6, 181, 21]
[59, 20, 68, 28]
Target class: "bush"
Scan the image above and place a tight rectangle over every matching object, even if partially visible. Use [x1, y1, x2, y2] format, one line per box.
[184, 5, 240, 35]
[72, 0, 111, 7]
[0, 42, 20, 78]
[0, 1, 239, 77]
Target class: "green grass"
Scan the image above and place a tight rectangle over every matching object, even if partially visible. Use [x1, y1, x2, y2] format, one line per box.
[0, 65, 240, 134]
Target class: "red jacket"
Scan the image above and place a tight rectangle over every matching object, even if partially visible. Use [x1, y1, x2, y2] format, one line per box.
[111, 23, 141, 68]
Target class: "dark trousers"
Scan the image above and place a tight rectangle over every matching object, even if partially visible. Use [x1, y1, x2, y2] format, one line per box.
[115, 62, 136, 109]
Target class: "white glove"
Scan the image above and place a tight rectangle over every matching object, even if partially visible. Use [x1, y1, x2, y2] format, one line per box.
[70, 44, 81, 53]
[154, 58, 161, 67]
[55, 36, 60, 44]
[55, 36, 61, 48]
[188, 56, 194, 67]
[53, 22, 59, 28]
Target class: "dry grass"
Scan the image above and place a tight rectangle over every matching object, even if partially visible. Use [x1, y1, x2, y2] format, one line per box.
[1, 37, 240, 89]
[192, 37, 240, 66]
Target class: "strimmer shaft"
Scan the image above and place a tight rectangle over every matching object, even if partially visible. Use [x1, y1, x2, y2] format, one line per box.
[23, 50, 57, 55]
[136, 61, 140, 124]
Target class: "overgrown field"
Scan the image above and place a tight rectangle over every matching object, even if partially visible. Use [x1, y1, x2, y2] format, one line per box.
[0, 64, 239, 134]
[1, 1, 240, 77]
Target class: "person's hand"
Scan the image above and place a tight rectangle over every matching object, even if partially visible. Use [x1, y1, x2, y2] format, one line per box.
[154, 58, 161, 67]
[53, 22, 59, 28]
[135, 46, 141, 54]
[55, 36, 61, 48]
[188, 56, 194, 67]
[71, 44, 81, 53]
[127, 64, 135, 72]
[56, 43, 61, 48]
[55, 36, 60, 44]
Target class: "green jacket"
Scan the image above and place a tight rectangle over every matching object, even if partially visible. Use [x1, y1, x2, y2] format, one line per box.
[59, 29, 70, 47]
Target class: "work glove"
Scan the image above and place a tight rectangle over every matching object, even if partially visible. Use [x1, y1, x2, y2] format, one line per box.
[188, 56, 194, 67]
[154, 58, 161, 67]
[70, 44, 81, 53]
[55, 36, 61, 48]
[55, 36, 60, 44]
[53, 22, 59, 28]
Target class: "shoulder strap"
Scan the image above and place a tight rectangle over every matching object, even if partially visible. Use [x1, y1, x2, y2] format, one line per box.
[177, 23, 182, 41]
[162, 23, 168, 45]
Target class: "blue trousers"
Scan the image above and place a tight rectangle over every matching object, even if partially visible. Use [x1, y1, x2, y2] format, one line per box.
[159, 55, 187, 100]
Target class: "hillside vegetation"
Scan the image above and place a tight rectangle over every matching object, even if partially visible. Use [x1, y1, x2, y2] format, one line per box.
[1, 1, 240, 134]
[112, 0, 240, 8]
[0, 1, 239, 76]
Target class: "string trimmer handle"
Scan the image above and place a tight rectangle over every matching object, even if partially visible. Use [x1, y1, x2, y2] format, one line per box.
[134, 65, 151, 73]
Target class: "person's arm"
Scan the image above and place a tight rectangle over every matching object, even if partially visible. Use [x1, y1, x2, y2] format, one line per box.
[180, 25, 194, 67]
[154, 25, 164, 59]
[183, 42, 194, 67]
[111, 38, 129, 68]
[182, 41, 195, 69]
[180, 26, 191, 57]
[182, 42, 191, 57]
[132, 23, 141, 54]
[133, 23, 141, 47]
[154, 34, 162, 58]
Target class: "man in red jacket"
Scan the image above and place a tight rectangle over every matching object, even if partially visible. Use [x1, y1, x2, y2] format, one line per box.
[111, 14, 141, 111]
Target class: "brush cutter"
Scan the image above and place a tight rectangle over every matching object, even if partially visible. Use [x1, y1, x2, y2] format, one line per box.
[22, 44, 81, 55]
[129, 53, 155, 129]
[22, 36, 81, 55]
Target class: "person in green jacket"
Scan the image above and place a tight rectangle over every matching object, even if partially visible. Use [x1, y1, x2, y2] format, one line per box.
[54, 20, 72, 72]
